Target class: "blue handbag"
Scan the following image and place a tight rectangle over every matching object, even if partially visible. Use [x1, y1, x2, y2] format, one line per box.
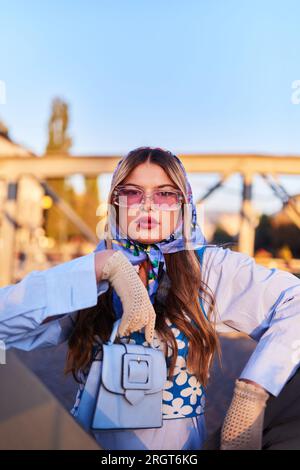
[74, 318, 167, 431]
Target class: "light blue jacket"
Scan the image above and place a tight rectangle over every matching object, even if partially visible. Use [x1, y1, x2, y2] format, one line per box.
[1, 246, 300, 397]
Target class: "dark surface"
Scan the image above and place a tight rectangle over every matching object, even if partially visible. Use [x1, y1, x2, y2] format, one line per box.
[0, 351, 100, 449]
[205, 335, 256, 434]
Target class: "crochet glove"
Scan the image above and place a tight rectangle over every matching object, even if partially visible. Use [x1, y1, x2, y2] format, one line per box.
[101, 250, 156, 343]
[220, 379, 269, 450]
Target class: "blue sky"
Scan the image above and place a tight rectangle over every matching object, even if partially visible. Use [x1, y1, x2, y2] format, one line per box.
[1, 0, 300, 215]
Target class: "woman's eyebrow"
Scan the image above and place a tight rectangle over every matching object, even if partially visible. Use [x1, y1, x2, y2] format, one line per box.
[123, 183, 178, 189]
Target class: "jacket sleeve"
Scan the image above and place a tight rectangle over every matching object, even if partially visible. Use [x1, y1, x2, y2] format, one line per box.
[202, 246, 300, 396]
[0, 253, 109, 351]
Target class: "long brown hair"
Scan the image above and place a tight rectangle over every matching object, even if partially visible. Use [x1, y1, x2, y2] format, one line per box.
[64, 147, 221, 386]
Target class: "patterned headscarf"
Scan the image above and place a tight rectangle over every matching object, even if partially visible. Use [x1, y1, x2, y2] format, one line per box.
[94, 148, 207, 304]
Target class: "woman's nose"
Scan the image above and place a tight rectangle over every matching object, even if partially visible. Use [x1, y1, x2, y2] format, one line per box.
[142, 196, 152, 211]
[139, 193, 153, 211]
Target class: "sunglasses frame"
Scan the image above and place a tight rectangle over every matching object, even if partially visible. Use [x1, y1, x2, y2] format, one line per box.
[112, 185, 184, 211]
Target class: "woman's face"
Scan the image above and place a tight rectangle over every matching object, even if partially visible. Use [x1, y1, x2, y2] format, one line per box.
[116, 161, 182, 244]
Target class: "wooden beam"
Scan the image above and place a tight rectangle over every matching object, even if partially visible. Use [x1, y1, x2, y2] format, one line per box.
[0, 154, 300, 178]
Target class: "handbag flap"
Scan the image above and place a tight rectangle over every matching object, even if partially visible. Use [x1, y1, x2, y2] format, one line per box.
[101, 343, 167, 395]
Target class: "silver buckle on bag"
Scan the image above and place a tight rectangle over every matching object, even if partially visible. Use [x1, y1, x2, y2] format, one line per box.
[122, 353, 153, 390]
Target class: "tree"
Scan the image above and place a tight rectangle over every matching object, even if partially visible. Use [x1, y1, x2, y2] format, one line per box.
[44, 98, 74, 240]
[46, 98, 72, 154]
[211, 225, 236, 246]
[254, 214, 274, 256]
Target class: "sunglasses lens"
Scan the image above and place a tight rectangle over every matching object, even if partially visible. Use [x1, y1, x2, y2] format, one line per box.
[153, 191, 180, 209]
[117, 188, 143, 206]
[115, 188, 181, 210]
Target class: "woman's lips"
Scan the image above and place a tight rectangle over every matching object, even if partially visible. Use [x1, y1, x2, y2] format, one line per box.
[137, 217, 159, 229]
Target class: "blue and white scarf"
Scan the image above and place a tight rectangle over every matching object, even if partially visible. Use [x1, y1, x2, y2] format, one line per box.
[94, 151, 207, 301]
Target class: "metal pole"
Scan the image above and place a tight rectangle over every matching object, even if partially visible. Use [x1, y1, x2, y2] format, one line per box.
[238, 173, 256, 256]
[0, 180, 19, 286]
[39, 179, 98, 245]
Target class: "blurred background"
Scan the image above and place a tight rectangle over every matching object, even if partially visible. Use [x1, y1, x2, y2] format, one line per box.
[0, 0, 300, 449]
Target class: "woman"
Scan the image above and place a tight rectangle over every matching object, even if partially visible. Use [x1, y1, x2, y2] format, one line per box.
[1, 147, 300, 450]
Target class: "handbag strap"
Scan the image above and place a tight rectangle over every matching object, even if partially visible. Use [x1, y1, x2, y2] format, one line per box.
[106, 318, 155, 348]
[106, 319, 121, 345]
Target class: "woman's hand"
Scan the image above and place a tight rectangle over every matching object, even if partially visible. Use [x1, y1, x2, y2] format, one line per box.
[95, 250, 156, 343]
[220, 379, 270, 450]
[95, 250, 116, 282]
